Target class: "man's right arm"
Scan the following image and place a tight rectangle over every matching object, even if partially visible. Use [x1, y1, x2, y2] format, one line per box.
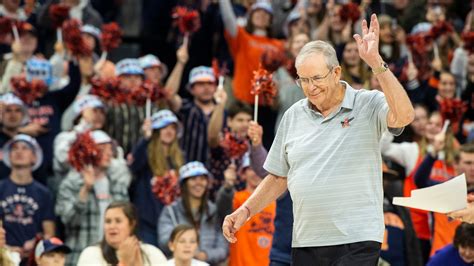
[222, 173, 287, 243]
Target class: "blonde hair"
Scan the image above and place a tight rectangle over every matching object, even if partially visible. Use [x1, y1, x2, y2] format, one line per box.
[147, 128, 184, 176]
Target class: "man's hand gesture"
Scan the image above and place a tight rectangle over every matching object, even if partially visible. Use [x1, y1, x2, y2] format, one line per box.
[353, 14, 383, 69]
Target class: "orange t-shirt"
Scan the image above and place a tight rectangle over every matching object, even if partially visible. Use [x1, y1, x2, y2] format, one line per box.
[229, 190, 276, 266]
[403, 156, 456, 241]
[430, 213, 461, 256]
[225, 27, 284, 105]
[403, 156, 431, 240]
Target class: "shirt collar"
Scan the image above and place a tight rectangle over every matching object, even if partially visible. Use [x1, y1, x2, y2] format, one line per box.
[303, 80, 356, 112]
[340, 81, 356, 110]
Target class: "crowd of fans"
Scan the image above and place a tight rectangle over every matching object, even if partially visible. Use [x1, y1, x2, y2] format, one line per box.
[0, 0, 473, 265]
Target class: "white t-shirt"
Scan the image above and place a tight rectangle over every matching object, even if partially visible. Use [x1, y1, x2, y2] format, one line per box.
[166, 258, 209, 266]
[77, 243, 167, 265]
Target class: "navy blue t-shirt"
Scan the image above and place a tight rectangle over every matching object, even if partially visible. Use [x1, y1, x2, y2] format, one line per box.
[0, 178, 54, 247]
[427, 244, 472, 266]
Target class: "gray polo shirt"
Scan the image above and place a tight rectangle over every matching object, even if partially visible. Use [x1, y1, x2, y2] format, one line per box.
[263, 81, 402, 248]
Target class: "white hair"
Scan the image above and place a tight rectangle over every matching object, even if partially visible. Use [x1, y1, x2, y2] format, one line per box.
[295, 40, 340, 69]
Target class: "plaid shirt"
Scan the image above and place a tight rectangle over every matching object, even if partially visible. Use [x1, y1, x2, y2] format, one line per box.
[55, 159, 131, 266]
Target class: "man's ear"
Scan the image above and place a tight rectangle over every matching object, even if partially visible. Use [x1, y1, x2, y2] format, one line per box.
[333, 66, 342, 83]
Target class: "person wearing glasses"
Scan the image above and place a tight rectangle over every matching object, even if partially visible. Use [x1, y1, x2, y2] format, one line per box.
[222, 14, 415, 265]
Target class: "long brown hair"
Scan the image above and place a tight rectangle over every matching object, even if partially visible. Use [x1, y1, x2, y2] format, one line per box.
[147, 126, 184, 176]
[100, 202, 150, 265]
[341, 42, 370, 88]
[180, 178, 210, 229]
[245, 9, 273, 37]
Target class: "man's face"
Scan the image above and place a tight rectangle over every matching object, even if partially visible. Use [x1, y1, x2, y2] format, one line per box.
[227, 112, 252, 137]
[144, 67, 162, 85]
[296, 53, 341, 108]
[190, 81, 216, 104]
[9, 141, 36, 169]
[458, 152, 474, 188]
[3, 104, 24, 129]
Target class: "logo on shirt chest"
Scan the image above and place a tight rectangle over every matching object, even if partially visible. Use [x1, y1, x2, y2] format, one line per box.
[341, 117, 354, 128]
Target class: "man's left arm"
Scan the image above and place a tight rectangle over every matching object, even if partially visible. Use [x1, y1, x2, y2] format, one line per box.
[354, 14, 414, 128]
[374, 66, 415, 128]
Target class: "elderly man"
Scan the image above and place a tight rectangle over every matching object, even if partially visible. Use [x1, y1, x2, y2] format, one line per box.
[222, 14, 414, 265]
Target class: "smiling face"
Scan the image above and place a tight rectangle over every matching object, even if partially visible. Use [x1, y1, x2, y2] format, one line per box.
[296, 53, 341, 109]
[438, 72, 456, 99]
[169, 229, 199, 262]
[185, 175, 208, 200]
[425, 112, 443, 141]
[104, 207, 133, 249]
[459, 245, 474, 263]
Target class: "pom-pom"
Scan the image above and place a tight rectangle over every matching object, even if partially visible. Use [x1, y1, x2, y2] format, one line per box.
[151, 170, 180, 205]
[10, 76, 48, 105]
[130, 81, 167, 106]
[406, 33, 432, 56]
[261, 47, 287, 73]
[68, 131, 101, 171]
[437, 97, 468, 125]
[339, 3, 361, 23]
[100, 22, 122, 53]
[62, 19, 92, 57]
[220, 131, 249, 160]
[49, 4, 70, 29]
[428, 21, 454, 40]
[172, 6, 201, 35]
[90, 77, 128, 104]
[212, 58, 228, 78]
[462, 32, 474, 54]
[251, 67, 277, 105]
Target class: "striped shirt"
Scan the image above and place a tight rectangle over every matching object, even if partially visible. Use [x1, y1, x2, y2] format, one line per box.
[104, 103, 159, 155]
[263, 82, 403, 247]
[179, 99, 212, 163]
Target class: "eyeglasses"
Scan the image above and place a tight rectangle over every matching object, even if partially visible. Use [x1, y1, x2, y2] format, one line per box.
[295, 67, 333, 88]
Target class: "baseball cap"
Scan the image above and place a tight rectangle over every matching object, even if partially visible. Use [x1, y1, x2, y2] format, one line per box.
[3, 134, 43, 171]
[179, 161, 210, 184]
[35, 238, 71, 258]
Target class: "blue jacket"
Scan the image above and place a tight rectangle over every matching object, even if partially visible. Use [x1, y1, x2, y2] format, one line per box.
[130, 138, 165, 246]
[158, 198, 228, 265]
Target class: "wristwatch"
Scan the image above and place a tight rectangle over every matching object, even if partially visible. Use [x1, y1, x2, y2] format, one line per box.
[371, 62, 389, 75]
